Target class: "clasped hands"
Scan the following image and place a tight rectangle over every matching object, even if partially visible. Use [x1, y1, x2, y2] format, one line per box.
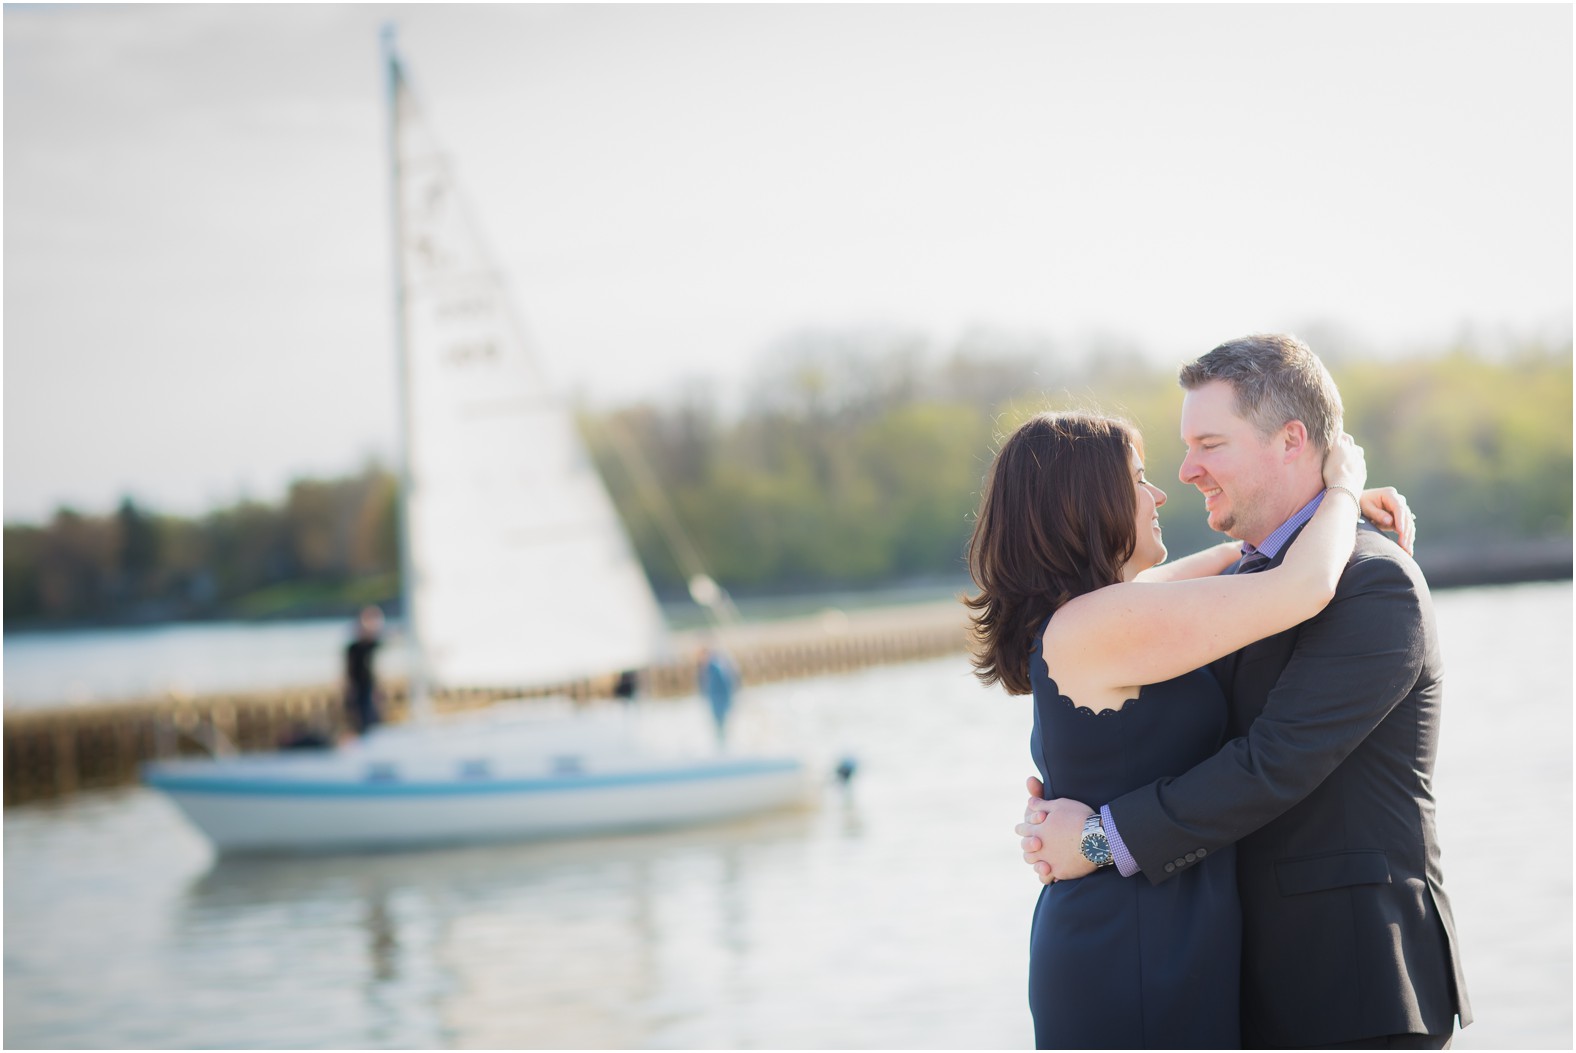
[1017, 776, 1099, 885]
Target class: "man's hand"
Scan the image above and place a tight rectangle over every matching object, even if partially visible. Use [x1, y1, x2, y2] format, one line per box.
[1017, 776, 1097, 885]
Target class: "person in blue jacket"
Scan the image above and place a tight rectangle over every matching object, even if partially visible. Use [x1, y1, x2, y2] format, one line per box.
[697, 643, 738, 747]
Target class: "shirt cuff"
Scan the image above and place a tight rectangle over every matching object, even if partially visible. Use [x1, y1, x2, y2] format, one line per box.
[1102, 804, 1140, 878]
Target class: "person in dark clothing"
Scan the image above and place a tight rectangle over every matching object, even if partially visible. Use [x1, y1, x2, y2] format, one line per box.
[344, 605, 384, 736]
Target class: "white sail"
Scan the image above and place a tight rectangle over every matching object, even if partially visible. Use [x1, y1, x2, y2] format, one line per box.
[138, 35, 814, 859]
[389, 51, 670, 688]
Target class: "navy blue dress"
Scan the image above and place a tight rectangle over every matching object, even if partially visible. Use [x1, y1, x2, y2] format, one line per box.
[1028, 622, 1241, 1049]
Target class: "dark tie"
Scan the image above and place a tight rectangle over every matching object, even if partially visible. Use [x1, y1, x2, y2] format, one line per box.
[1237, 550, 1272, 574]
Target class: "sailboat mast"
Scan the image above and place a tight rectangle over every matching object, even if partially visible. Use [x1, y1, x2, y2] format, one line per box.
[381, 25, 432, 721]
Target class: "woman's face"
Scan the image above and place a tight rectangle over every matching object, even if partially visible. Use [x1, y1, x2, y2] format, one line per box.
[1125, 444, 1168, 578]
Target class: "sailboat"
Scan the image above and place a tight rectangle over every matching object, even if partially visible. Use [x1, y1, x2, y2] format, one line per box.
[142, 31, 814, 854]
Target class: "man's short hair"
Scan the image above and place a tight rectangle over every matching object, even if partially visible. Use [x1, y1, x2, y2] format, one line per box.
[1179, 334, 1344, 453]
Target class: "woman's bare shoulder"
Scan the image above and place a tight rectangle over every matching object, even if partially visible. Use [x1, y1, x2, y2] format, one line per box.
[1041, 583, 1125, 648]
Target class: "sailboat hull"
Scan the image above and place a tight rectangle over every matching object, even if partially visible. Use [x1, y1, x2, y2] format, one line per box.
[143, 708, 816, 854]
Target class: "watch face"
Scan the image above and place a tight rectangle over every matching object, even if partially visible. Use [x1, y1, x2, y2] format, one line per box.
[1080, 832, 1113, 867]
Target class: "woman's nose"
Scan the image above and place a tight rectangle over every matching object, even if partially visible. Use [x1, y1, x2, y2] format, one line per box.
[1151, 484, 1167, 507]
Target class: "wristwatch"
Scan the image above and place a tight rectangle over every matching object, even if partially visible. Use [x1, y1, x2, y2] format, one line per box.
[1080, 812, 1114, 868]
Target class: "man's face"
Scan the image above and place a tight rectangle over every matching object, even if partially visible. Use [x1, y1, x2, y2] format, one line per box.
[1177, 380, 1290, 546]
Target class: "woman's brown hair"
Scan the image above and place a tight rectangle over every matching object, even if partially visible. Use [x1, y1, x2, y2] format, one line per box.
[964, 412, 1142, 695]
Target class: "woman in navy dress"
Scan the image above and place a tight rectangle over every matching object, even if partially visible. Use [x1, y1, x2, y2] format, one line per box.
[963, 412, 1391, 1049]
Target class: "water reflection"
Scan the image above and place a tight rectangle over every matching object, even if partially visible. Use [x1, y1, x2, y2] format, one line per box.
[366, 891, 397, 984]
[24, 598, 1566, 1052]
[176, 809, 823, 1047]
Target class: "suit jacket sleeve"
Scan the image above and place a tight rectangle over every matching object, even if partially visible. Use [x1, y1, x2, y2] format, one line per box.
[1106, 549, 1429, 885]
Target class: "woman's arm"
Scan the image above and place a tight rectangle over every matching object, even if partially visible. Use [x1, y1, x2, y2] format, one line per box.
[1140, 486, 1414, 584]
[1047, 435, 1367, 692]
[1134, 541, 1241, 583]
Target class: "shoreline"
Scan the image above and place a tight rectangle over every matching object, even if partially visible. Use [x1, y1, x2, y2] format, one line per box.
[4, 539, 1571, 639]
[1412, 538, 1572, 590]
[5, 576, 1570, 804]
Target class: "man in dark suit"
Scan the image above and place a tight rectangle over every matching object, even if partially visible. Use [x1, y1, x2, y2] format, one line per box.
[1018, 334, 1470, 1048]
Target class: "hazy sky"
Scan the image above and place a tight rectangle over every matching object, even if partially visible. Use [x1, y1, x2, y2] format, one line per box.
[5, 4, 1571, 521]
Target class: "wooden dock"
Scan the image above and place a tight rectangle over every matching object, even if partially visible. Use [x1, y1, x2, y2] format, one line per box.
[16, 551, 1565, 807]
[4, 600, 972, 806]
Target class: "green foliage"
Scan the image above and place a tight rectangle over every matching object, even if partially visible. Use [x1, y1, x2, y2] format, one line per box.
[584, 347, 1001, 594]
[587, 337, 1571, 597]
[5, 464, 400, 628]
[1339, 350, 1574, 540]
[4, 338, 1570, 629]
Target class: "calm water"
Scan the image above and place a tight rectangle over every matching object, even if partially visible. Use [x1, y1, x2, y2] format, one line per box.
[4, 582, 1570, 1049]
[2, 617, 412, 709]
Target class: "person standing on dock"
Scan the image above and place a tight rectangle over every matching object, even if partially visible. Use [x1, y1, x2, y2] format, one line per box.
[612, 668, 640, 705]
[343, 605, 385, 737]
[697, 643, 738, 747]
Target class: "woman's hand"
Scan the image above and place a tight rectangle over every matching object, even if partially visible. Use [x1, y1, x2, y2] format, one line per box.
[1359, 486, 1418, 556]
[1322, 432, 1368, 495]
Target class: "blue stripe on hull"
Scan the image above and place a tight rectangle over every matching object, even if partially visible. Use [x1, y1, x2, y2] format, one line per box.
[144, 757, 803, 798]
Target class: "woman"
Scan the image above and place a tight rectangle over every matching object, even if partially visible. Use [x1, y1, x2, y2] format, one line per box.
[964, 411, 1402, 1049]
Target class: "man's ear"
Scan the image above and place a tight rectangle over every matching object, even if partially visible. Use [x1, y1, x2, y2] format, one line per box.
[1281, 420, 1311, 463]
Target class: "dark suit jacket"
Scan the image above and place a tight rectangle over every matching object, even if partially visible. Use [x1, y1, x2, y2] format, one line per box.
[1108, 523, 1471, 1047]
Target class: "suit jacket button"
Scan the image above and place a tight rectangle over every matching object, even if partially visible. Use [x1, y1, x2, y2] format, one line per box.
[1164, 862, 1175, 873]
[1185, 851, 1197, 863]
[1174, 858, 1186, 868]
[1196, 847, 1207, 857]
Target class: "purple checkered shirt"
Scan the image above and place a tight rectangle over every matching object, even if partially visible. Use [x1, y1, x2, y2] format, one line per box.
[1102, 490, 1330, 877]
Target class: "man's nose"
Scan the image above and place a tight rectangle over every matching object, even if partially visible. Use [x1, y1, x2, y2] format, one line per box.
[1178, 454, 1201, 484]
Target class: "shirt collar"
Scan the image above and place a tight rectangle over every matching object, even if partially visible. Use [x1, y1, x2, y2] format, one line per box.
[1241, 491, 1326, 561]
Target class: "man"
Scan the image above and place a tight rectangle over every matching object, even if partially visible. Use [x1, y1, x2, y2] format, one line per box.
[1017, 334, 1470, 1048]
[343, 605, 385, 736]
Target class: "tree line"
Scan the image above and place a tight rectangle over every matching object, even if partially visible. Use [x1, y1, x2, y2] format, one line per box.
[5, 335, 1570, 630]
[4, 468, 399, 628]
